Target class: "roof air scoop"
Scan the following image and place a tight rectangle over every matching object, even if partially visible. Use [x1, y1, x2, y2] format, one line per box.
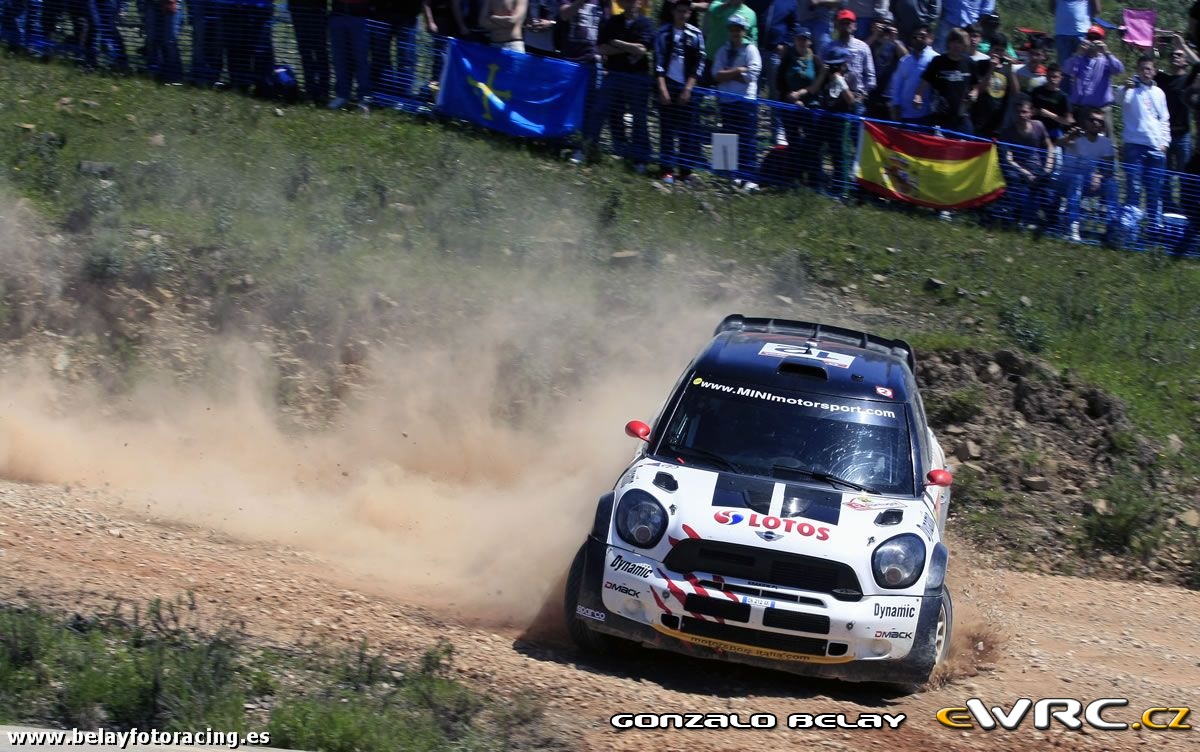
[777, 360, 829, 380]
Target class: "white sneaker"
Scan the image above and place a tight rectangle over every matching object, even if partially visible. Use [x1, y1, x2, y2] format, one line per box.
[741, 181, 760, 193]
[569, 149, 585, 165]
[1068, 222, 1082, 242]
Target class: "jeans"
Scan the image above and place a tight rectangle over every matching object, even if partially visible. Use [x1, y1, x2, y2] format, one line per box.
[1122, 143, 1167, 225]
[143, 4, 181, 81]
[1061, 161, 1118, 227]
[782, 105, 820, 183]
[188, 0, 223, 84]
[368, 16, 418, 99]
[429, 33, 449, 89]
[1163, 132, 1193, 211]
[657, 78, 701, 176]
[1, 0, 41, 49]
[718, 97, 759, 180]
[330, 12, 370, 101]
[601, 71, 652, 163]
[290, 4, 329, 103]
[93, 0, 124, 67]
[218, 4, 273, 90]
[1001, 166, 1055, 226]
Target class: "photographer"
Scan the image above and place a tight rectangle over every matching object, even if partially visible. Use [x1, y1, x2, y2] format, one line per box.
[970, 33, 1017, 138]
[1058, 107, 1117, 241]
[1121, 55, 1171, 229]
[1153, 33, 1199, 212]
[1062, 25, 1123, 136]
[865, 13, 905, 119]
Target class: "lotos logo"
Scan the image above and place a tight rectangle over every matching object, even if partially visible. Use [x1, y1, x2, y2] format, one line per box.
[713, 509, 830, 540]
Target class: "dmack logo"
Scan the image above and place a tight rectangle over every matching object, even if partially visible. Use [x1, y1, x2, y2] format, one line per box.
[713, 510, 831, 540]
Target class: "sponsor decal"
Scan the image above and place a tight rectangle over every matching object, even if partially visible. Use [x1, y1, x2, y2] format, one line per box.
[604, 581, 641, 598]
[692, 379, 897, 419]
[756, 530, 784, 542]
[874, 630, 914, 639]
[757, 342, 857, 369]
[608, 712, 906, 730]
[873, 603, 917, 619]
[918, 512, 935, 541]
[844, 496, 907, 511]
[875, 386, 894, 399]
[610, 554, 653, 578]
[713, 509, 831, 540]
[936, 699, 1192, 731]
[575, 604, 606, 622]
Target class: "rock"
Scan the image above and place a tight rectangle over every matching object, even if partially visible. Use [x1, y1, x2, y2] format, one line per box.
[1088, 499, 1111, 516]
[274, 108, 285, 117]
[925, 277, 946, 291]
[148, 133, 166, 147]
[871, 273, 888, 283]
[1019, 295, 1033, 307]
[78, 161, 116, 177]
[609, 250, 639, 263]
[52, 351, 71, 374]
[954, 440, 983, 461]
[774, 295, 794, 306]
[944, 425, 967, 435]
[1021, 476, 1051, 492]
[1166, 434, 1184, 455]
[108, 528, 123, 538]
[1179, 509, 1200, 528]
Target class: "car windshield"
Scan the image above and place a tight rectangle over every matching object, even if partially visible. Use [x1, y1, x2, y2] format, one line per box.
[657, 376, 915, 495]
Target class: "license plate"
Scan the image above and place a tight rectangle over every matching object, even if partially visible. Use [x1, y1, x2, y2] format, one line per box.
[741, 595, 774, 608]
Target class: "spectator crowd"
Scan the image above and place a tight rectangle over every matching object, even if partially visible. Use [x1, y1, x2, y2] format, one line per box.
[2, 0, 1200, 252]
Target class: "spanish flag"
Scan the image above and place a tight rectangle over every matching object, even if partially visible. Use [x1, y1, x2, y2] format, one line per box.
[856, 122, 1005, 209]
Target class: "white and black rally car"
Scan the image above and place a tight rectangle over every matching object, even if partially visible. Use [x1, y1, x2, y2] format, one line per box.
[565, 315, 955, 686]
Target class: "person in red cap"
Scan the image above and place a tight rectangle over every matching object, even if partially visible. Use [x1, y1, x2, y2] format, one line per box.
[824, 5, 875, 109]
[1052, 0, 1100, 67]
[1062, 23, 1123, 136]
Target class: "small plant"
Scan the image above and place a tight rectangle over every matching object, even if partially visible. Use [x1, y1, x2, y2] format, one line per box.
[925, 385, 985, 425]
[1081, 467, 1163, 555]
[998, 305, 1047, 354]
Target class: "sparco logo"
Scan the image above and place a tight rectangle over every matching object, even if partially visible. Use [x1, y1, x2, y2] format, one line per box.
[874, 603, 917, 619]
[713, 510, 831, 540]
[875, 630, 914, 639]
[610, 555, 653, 578]
[604, 581, 641, 598]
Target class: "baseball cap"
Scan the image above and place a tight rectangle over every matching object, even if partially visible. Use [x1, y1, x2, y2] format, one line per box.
[1087, 24, 1105, 39]
[792, 25, 812, 38]
[835, 9, 856, 22]
[727, 14, 750, 29]
[823, 50, 848, 65]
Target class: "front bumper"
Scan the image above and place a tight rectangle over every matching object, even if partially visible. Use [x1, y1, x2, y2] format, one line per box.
[573, 536, 943, 683]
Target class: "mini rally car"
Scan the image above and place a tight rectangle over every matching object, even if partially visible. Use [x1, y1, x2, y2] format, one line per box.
[565, 315, 955, 686]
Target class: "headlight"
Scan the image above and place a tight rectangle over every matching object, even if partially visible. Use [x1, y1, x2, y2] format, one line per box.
[872, 533, 926, 589]
[614, 490, 668, 549]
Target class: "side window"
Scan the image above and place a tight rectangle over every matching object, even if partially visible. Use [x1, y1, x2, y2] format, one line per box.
[911, 392, 933, 473]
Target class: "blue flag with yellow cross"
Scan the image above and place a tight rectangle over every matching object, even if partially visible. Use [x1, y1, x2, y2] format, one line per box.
[437, 40, 589, 138]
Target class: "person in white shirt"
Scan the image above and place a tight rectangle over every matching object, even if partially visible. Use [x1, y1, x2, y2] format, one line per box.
[1058, 107, 1118, 241]
[1121, 56, 1172, 228]
[714, 15, 762, 190]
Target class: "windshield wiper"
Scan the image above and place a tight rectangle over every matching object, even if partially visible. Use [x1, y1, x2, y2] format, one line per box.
[669, 445, 744, 474]
[771, 465, 878, 494]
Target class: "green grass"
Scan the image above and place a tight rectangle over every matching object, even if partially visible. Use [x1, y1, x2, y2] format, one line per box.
[0, 599, 554, 751]
[1, 51, 1198, 454]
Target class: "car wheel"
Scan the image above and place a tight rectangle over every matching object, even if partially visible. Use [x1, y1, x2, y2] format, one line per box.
[934, 586, 954, 664]
[563, 541, 610, 653]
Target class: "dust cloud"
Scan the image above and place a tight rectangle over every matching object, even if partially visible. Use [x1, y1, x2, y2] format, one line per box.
[0, 190, 780, 627]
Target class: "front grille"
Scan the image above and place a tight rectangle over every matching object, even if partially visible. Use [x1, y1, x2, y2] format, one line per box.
[678, 617, 828, 656]
[698, 580, 825, 607]
[762, 609, 830, 634]
[683, 594, 750, 622]
[664, 540, 861, 597]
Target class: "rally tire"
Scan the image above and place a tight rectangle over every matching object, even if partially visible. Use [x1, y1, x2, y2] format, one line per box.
[934, 586, 954, 665]
[564, 542, 610, 653]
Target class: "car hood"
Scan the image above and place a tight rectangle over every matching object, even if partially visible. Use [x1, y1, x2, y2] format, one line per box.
[614, 458, 937, 563]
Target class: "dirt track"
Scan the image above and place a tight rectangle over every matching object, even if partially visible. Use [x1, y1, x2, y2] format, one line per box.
[2, 479, 1198, 752]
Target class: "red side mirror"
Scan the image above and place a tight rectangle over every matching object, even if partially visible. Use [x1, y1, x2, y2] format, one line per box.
[926, 469, 953, 487]
[625, 420, 651, 442]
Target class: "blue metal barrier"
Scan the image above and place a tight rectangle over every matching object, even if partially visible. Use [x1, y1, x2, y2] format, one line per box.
[3, 2, 1196, 258]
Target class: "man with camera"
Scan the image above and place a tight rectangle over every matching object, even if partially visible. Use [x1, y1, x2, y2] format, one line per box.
[1062, 25, 1122, 136]
[1058, 107, 1117, 241]
[1121, 55, 1172, 229]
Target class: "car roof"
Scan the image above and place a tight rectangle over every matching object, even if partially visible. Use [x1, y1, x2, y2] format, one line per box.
[692, 315, 919, 403]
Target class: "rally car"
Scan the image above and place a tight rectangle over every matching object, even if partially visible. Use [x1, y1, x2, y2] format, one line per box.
[564, 315, 955, 686]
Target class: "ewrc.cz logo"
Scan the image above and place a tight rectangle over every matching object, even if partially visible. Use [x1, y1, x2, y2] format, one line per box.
[936, 699, 1193, 730]
[713, 510, 831, 540]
